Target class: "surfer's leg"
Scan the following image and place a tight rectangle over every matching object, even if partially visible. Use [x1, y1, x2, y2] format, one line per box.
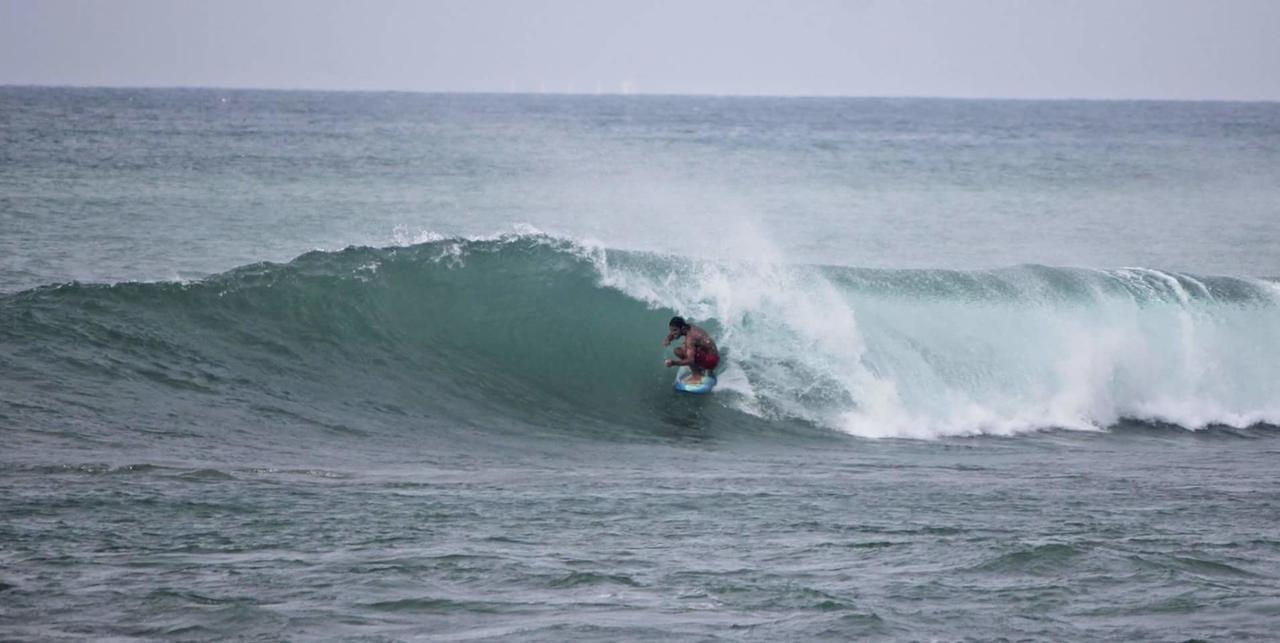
[674, 346, 703, 383]
[688, 362, 705, 384]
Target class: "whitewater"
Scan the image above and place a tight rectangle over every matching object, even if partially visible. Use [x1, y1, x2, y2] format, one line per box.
[3, 88, 1280, 640]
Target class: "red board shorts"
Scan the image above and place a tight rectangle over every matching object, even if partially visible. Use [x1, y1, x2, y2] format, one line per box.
[694, 347, 720, 372]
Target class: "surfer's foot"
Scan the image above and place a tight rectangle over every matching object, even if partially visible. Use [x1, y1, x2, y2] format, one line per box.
[687, 376, 703, 385]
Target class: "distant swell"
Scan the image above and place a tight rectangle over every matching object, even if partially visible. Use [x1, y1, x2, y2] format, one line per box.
[2, 233, 1278, 442]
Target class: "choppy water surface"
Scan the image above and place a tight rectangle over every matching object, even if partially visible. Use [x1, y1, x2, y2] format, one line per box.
[3, 88, 1280, 640]
[7, 430, 1280, 640]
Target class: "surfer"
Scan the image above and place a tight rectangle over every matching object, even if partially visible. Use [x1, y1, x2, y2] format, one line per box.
[663, 316, 720, 385]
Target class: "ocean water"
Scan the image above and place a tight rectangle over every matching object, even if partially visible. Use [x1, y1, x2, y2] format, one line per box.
[3, 87, 1280, 640]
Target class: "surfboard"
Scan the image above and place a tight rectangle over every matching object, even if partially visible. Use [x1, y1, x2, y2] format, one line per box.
[674, 370, 717, 394]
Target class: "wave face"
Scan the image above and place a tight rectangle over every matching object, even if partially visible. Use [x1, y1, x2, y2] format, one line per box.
[3, 233, 1279, 441]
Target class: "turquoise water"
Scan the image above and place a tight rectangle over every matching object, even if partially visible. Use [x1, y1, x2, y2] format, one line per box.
[3, 88, 1280, 640]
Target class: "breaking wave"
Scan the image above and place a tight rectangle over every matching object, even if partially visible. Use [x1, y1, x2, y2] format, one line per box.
[3, 232, 1278, 441]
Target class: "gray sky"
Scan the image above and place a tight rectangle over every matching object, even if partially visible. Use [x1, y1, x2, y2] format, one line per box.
[2, 0, 1278, 100]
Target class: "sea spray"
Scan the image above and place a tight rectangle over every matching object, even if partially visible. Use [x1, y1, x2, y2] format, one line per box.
[592, 236, 1280, 437]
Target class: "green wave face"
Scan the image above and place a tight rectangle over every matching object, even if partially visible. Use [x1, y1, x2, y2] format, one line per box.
[1, 235, 709, 449]
[3, 233, 1280, 445]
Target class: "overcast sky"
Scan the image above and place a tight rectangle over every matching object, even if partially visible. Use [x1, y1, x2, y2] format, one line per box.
[2, 0, 1278, 100]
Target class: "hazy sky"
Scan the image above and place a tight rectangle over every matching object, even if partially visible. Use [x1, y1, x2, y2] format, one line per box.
[2, 0, 1278, 100]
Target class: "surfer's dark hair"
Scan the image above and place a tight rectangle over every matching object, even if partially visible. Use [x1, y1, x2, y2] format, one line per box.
[668, 316, 688, 330]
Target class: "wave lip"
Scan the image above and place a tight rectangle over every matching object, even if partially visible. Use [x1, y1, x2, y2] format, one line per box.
[3, 231, 1279, 442]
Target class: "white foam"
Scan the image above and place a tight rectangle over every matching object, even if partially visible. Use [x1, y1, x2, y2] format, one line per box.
[592, 242, 1280, 438]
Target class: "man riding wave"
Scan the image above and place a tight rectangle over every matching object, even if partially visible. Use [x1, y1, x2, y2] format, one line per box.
[663, 316, 720, 385]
